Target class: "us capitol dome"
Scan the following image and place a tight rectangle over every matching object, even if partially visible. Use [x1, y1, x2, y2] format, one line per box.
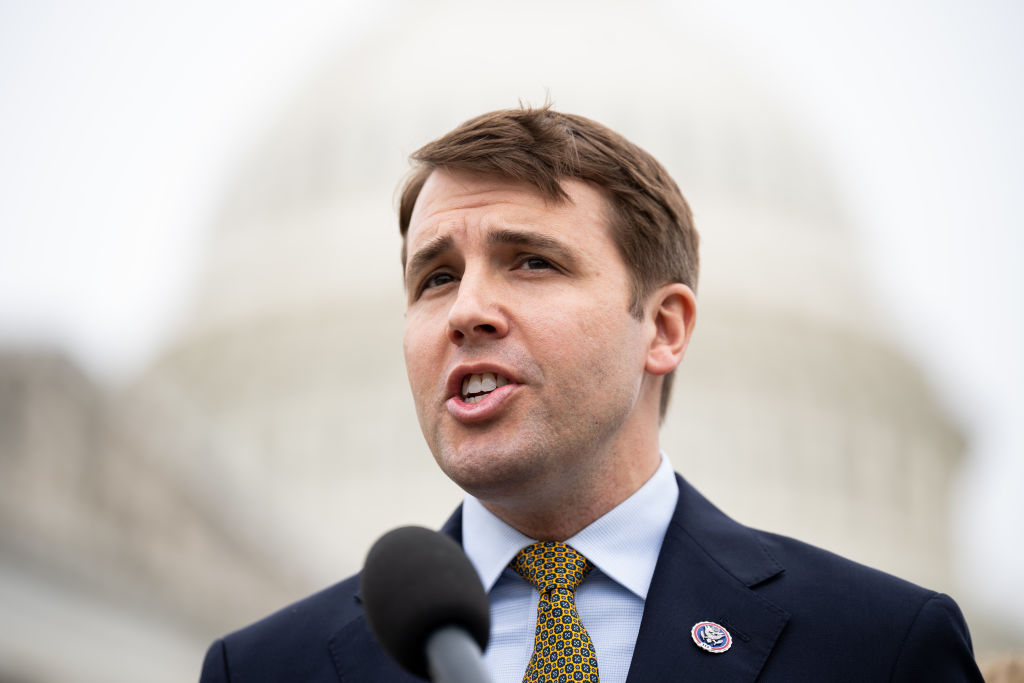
[138, 0, 963, 599]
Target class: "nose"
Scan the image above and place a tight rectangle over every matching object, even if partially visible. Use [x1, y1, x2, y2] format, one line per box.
[447, 272, 509, 344]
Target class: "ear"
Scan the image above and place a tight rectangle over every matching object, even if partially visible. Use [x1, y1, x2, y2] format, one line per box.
[645, 283, 697, 376]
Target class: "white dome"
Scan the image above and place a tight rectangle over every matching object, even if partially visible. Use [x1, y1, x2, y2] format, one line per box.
[140, 0, 962, 591]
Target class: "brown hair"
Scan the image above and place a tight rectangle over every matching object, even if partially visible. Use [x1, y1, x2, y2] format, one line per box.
[398, 105, 699, 419]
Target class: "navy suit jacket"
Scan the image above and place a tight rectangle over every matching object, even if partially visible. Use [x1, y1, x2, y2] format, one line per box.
[200, 475, 983, 681]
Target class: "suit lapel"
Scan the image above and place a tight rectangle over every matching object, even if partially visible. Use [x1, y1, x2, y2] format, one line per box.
[626, 476, 790, 682]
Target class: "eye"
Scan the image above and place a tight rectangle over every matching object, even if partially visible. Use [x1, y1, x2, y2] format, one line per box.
[519, 256, 554, 271]
[419, 271, 457, 294]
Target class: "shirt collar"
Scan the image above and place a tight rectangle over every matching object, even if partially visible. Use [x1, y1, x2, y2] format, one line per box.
[462, 453, 678, 600]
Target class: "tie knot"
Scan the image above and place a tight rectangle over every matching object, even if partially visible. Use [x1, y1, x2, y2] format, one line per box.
[510, 541, 593, 593]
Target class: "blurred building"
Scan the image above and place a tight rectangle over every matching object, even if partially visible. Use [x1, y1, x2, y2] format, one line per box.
[0, 2, 1011, 681]
[0, 350, 304, 682]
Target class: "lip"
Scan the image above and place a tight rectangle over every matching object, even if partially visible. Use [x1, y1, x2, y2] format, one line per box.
[445, 363, 521, 423]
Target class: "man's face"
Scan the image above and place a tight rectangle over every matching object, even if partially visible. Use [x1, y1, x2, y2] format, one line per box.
[402, 169, 656, 505]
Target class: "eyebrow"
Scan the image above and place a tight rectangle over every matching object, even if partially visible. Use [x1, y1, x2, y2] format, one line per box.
[405, 234, 454, 286]
[404, 227, 578, 288]
[486, 229, 575, 264]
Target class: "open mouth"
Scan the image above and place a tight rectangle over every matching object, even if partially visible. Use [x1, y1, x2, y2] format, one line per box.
[460, 372, 511, 404]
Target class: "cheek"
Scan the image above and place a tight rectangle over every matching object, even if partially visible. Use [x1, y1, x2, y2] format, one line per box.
[530, 303, 638, 372]
[403, 324, 435, 394]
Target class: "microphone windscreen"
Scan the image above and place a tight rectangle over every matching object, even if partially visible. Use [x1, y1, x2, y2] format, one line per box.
[361, 526, 490, 678]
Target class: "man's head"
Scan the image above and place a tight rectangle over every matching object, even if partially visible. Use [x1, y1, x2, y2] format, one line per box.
[399, 106, 699, 419]
[398, 107, 698, 536]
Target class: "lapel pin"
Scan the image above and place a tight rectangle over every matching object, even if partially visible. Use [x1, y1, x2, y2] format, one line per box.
[691, 620, 733, 654]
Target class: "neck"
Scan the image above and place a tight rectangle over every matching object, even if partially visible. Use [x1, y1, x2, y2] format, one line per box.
[480, 447, 661, 541]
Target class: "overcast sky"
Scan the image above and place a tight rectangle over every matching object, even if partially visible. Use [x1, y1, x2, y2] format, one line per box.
[1, 0, 1021, 632]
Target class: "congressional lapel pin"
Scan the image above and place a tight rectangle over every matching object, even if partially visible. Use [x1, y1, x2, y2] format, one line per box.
[691, 620, 733, 654]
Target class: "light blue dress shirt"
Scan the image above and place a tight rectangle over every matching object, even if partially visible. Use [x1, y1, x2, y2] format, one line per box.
[461, 454, 679, 683]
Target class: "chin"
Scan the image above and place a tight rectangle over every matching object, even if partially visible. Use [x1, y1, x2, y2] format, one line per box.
[434, 441, 543, 499]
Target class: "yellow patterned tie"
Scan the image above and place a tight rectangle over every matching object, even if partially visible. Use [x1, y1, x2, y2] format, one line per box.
[510, 542, 600, 683]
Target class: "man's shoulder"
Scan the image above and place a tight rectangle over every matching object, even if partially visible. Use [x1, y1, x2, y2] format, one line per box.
[748, 529, 981, 680]
[200, 574, 365, 683]
[247, 573, 360, 630]
[754, 527, 932, 597]
[226, 573, 363, 645]
[660, 475, 982, 680]
[752, 527, 968, 625]
[671, 473, 947, 609]
[697, 502, 958, 623]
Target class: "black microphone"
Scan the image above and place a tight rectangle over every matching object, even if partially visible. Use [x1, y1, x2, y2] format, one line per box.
[362, 526, 492, 682]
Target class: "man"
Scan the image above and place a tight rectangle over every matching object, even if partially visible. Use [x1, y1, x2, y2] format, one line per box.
[200, 107, 983, 682]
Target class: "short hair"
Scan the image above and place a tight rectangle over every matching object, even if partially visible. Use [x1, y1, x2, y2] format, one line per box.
[398, 105, 699, 419]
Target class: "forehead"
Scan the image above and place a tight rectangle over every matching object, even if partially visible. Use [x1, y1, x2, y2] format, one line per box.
[405, 169, 613, 254]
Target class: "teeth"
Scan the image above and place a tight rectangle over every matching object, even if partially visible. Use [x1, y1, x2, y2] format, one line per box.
[460, 372, 511, 401]
[481, 372, 497, 392]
